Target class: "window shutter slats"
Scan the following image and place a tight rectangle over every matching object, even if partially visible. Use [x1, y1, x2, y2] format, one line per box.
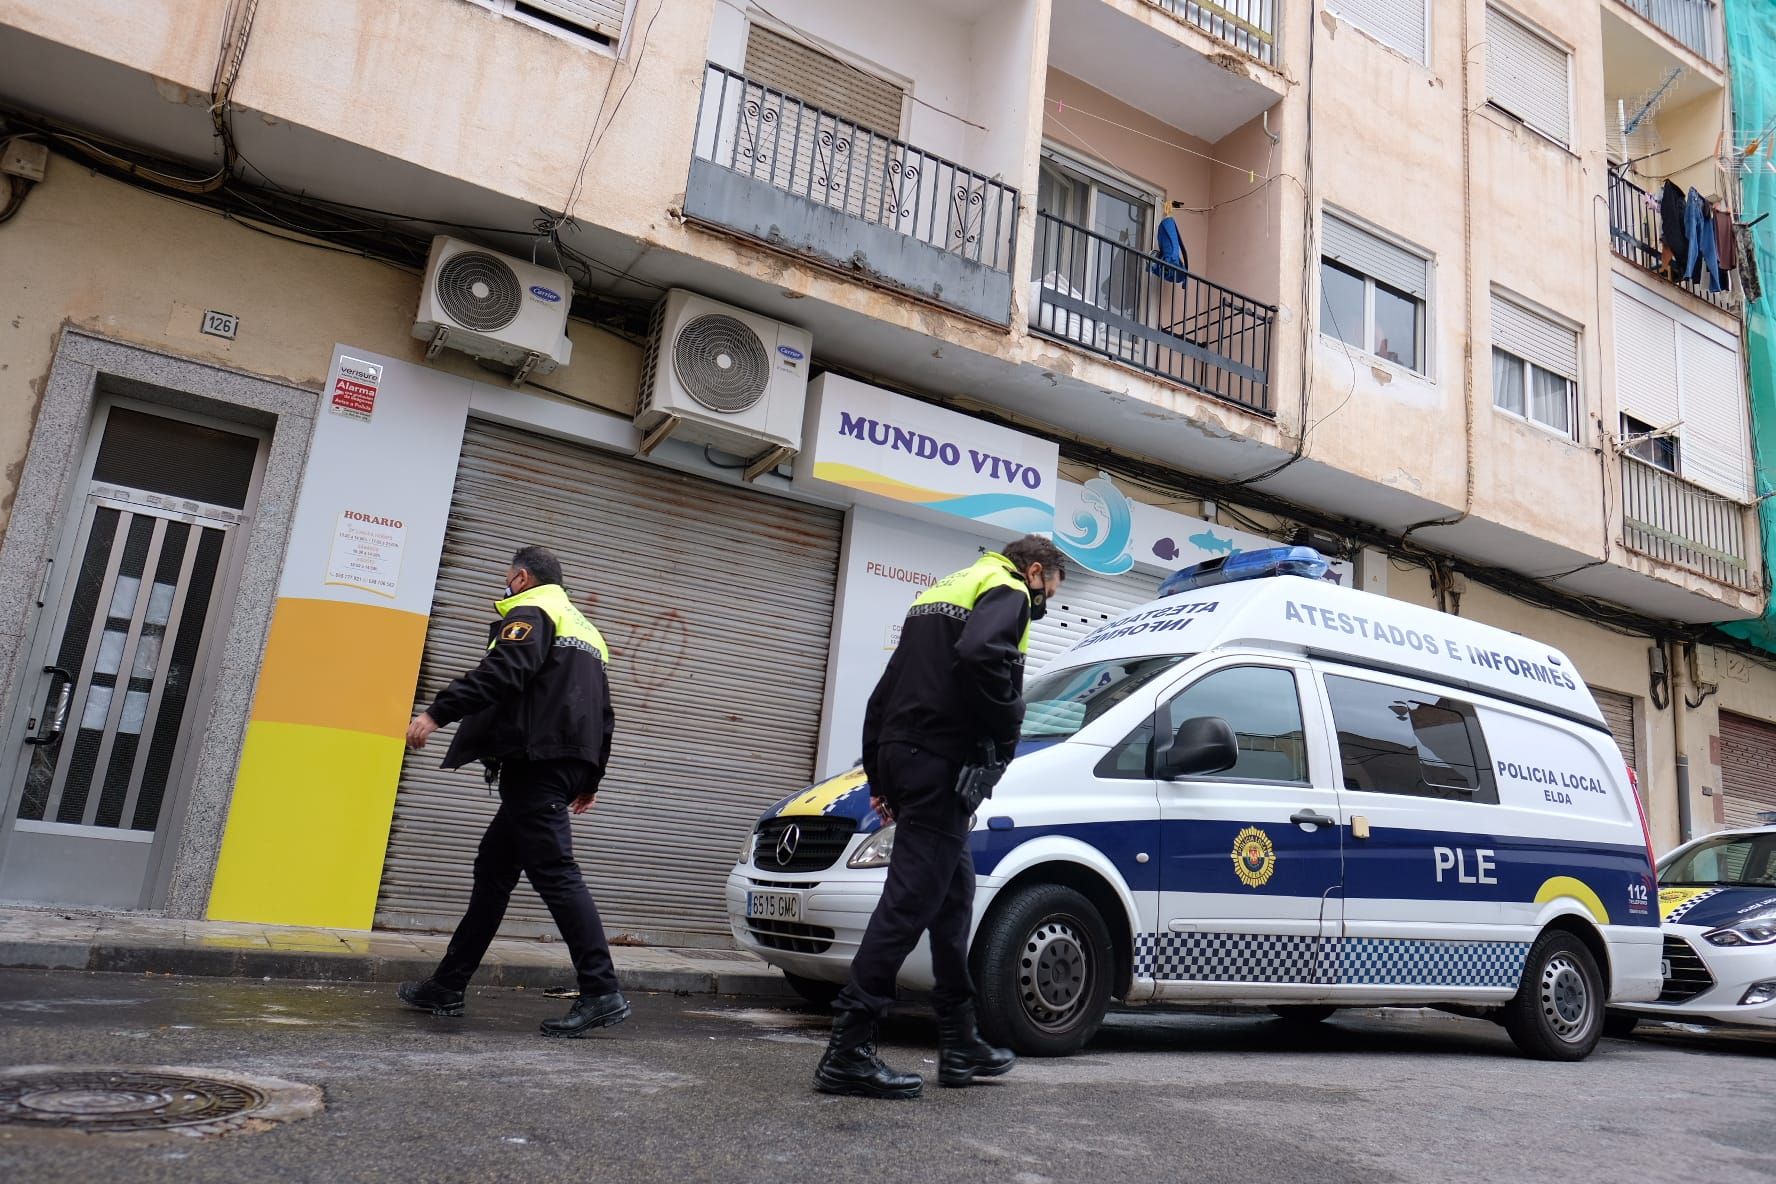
[1677, 327, 1751, 500]
[1327, 0, 1428, 62]
[523, 0, 627, 39]
[1492, 294, 1578, 380]
[1612, 289, 1681, 430]
[1322, 213, 1428, 298]
[743, 25, 905, 136]
[1486, 7, 1571, 146]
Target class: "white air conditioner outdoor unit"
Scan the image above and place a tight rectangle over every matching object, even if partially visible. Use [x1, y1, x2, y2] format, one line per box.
[635, 289, 812, 480]
[412, 235, 573, 382]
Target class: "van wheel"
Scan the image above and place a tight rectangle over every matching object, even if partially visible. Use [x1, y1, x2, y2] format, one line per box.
[1269, 1005, 1337, 1025]
[781, 972, 842, 1010]
[1504, 931, 1604, 1061]
[975, 884, 1114, 1057]
[1602, 1010, 1640, 1039]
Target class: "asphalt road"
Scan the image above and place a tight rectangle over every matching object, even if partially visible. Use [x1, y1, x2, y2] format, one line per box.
[0, 969, 1770, 1183]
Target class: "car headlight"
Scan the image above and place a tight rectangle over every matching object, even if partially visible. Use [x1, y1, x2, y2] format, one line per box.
[847, 825, 896, 869]
[738, 829, 758, 865]
[1703, 917, 1776, 947]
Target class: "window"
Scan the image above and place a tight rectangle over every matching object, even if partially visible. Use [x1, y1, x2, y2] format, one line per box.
[1613, 283, 1751, 499]
[1320, 213, 1430, 373]
[1485, 6, 1571, 147]
[1325, 0, 1428, 62]
[1022, 656, 1188, 742]
[1662, 833, 1776, 888]
[1325, 674, 1497, 803]
[475, 0, 626, 46]
[1035, 153, 1158, 322]
[1491, 295, 1579, 437]
[1102, 665, 1308, 782]
[1621, 413, 1679, 473]
[743, 25, 905, 136]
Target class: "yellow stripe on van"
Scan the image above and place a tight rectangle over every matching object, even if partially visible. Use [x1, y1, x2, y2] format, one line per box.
[777, 768, 869, 816]
[1535, 876, 1611, 925]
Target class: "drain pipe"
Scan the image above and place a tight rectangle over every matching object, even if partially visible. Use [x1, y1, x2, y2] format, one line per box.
[1675, 755, 1693, 845]
[1669, 639, 1694, 844]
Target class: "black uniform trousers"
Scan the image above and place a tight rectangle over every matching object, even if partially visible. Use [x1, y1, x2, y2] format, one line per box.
[432, 758, 620, 997]
[835, 742, 975, 1018]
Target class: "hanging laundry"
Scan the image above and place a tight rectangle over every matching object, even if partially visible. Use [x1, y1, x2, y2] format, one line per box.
[1714, 206, 1737, 275]
[1736, 221, 1762, 302]
[1149, 216, 1189, 284]
[1659, 180, 1688, 282]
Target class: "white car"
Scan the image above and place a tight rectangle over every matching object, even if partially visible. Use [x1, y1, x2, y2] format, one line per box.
[1610, 823, 1776, 1034]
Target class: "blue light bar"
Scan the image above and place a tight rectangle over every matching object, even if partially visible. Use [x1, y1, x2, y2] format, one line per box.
[1158, 546, 1330, 597]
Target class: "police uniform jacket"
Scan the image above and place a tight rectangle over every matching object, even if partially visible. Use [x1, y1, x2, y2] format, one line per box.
[862, 552, 1032, 772]
[427, 583, 616, 779]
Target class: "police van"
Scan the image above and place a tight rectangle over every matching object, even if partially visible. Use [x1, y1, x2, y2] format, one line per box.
[726, 549, 1663, 1061]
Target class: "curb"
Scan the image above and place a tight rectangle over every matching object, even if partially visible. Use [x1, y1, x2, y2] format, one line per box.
[0, 939, 792, 998]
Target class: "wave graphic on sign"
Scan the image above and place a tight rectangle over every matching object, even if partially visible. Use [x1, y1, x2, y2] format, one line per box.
[1054, 473, 1134, 575]
[812, 462, 1054, 533]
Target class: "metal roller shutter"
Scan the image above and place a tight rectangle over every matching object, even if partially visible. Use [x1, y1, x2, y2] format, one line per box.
[1676, 327, 1751, 500]
[1588, 686, 1639, 777]
[1026, 567, 1165, 673]
[1720, 712, 1776, 829]
[1326, 0, 1428, 63]
[1613, 288, 1681, 429]
[1492, 294, 1579, 380]
[1322, 213, 1428, 298]
[375, 420, 842, 942]
[1485, 6, 1571, 146]
[524, 0, 628, 40]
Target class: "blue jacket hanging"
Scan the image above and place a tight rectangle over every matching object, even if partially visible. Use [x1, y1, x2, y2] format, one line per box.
[1149, 216, 1189, 283]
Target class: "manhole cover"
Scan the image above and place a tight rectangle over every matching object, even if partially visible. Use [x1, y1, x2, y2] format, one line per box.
[0, 1066, 320, 1139]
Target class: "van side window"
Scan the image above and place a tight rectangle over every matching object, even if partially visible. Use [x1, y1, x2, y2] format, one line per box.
[1324, 674, 1497, 803]
[1100, 666, 1308, 782]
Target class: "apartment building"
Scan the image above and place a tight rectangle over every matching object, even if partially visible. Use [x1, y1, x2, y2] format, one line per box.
[0, 0, 1770, 945]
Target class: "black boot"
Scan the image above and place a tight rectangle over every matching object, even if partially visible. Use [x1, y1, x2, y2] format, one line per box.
[813, 1010, 923, 1099]
[540, 991, 632, 1038]
[397, 979, 465, 1017]
[936, 1002, 1015, 1087]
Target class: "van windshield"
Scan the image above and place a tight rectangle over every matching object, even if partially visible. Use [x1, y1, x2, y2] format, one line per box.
[1022, 656, 1189, 740]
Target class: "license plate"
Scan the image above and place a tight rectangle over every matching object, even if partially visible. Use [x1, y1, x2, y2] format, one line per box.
[1660, 958, 1672, 980]
[747, 891, 803, 922]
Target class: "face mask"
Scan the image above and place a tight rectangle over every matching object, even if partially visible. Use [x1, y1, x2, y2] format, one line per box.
[1028, 586, 1048, 621]
[503, 582, 516, 599]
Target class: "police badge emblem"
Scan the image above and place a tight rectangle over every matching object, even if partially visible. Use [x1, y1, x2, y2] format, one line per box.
[1232, 826, 1277, 888]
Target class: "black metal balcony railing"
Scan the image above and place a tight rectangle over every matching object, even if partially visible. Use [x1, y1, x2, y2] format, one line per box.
[1620, 455, 1756, 590]
[1150, 0, 1278, 65]
[1031, 211, 1274, 415]
[1618, 0, 1720, 64]
[691, 63, 1018, 274]
[1607, 171, 1735, 311]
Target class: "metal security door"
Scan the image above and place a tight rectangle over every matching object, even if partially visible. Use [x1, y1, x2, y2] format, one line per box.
[0, 492, 236, 907]
[376, 420, 843, 942]
[1720, 712, 1776, 829]
[1026, 567, 1164, 672]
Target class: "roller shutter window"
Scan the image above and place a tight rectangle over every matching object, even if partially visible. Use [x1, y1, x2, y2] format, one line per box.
[1613, 288, 1681, 430]
[519, 0, 627, 41]
[375, 420, 842, 942]
[1026, 567, 1166, 673]
[1676, 327, 1751, 500]
[1486, 6, 1572, 146]
[1589, 686, 1639, 781]
[1492, 293, 1579, 435]
[1720, 712, 1776, 829]
[1322, 213, 1429, 300]
[743, 25, 904, 136]
[1326, 0, 1428, 63]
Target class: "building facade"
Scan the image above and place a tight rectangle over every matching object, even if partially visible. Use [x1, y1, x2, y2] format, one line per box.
[0, 0, 1771, 944]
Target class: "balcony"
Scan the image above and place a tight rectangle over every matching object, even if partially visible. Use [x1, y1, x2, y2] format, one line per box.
[1030, 212, 1275, 415]
[1148, 0, 1278, 65]
[685, 63, 1019, 325]
[1620, 455, 1757, 590]
[1607, 171, 1735, 312]
[1617, 0, 1720, 64]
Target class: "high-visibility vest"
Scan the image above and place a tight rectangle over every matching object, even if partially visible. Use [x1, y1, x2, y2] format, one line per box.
[493, 583, 610, 662]
[908, 552, 1033, 652]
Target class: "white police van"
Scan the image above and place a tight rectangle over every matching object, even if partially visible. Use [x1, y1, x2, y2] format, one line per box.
[727, 549, 1663, 1061]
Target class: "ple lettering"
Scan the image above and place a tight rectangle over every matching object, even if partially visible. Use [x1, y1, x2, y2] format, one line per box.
[1433, 846, 1497, 885]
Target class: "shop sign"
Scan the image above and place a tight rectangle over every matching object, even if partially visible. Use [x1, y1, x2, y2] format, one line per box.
[794, 374, 1057, 534]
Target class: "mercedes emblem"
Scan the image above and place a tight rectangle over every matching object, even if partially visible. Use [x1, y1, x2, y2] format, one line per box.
[774, 823, 802, 867]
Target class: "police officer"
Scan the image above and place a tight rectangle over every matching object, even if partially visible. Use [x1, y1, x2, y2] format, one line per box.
[814, 535, 1066, 1098]
[397, 546, 629, 1038]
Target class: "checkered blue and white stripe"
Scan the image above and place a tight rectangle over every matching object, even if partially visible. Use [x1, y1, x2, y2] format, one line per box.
[1662, 888, 1722, 924]
[1136, 932, 1531, 988]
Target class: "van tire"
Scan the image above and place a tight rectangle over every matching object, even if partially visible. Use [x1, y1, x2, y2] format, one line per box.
[1504, 931, 1604, 1061]
[782, 971, 842, 1010]
[1269, 1005, 1337, 1025]
[975, 884, 1114, 1057]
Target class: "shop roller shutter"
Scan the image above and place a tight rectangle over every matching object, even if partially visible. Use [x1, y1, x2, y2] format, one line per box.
[1322, 213, 1428, 299]
[1588, 686, 1638, 777]
[1486, 6, 1571, 146]
[1720, 712, 1776, 829]
[375, 420, 841, 942]
[1026, 567, 1165, 673]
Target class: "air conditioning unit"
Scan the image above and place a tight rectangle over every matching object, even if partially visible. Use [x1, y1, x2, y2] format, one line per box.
[412, 235, 573, 382]
[636, 290, 812, 480]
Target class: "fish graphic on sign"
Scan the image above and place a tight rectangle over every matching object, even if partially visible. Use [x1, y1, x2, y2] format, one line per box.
[1188, 529, 1240, 558]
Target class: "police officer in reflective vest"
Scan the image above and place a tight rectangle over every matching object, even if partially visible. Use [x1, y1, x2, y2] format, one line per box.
[814, 535, 1066, 1098]
[398, 545, 629, 1038]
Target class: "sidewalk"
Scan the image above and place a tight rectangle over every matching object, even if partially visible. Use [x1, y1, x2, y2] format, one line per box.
[0, 906, 790, 997]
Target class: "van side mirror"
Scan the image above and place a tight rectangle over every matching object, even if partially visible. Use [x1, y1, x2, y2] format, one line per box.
[1156, 715, 1239, 779]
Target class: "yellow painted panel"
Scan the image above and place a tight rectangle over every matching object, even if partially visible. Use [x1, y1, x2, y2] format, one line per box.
[207, 721, 406, 929]
[249, 598, 431, 737]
